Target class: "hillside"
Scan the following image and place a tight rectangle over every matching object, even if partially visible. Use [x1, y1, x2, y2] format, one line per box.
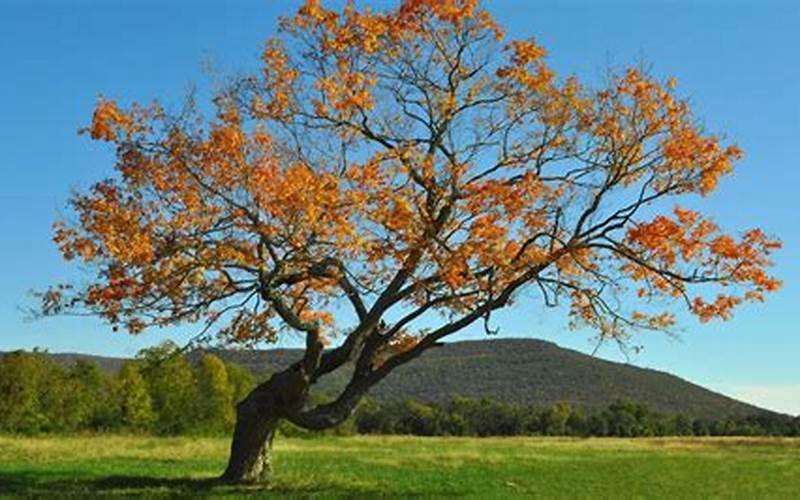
[17, 338, 770, 419]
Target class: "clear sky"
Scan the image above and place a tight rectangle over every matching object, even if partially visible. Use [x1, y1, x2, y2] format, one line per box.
[1, 0, 797, 415]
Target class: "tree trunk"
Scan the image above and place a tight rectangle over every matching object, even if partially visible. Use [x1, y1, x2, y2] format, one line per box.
[220, 369, 307, 484]
[219, 398, 279, 483]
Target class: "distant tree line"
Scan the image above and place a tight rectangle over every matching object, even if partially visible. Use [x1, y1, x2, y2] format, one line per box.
[353, 398, 800, 438]
[1, 344, 798, 437]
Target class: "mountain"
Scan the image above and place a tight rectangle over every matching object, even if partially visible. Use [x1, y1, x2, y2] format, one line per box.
[15, 338, 771, 419]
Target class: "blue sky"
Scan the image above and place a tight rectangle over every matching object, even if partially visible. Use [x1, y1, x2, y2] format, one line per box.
[1, 0, 797, 415]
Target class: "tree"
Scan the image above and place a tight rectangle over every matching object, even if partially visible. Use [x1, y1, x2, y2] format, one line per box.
[47, 361, 94, 432]
[605, 399, 649, 437]
[40, 0, 781, 483]
[397, 400, 443, 436]
[63, 360, 119, 431]
[0, 350, 52, 433]
[565, 406, 588, 436]
[671, 413, 694, 436]
[196, 353, 235, 433]
[117, 361, 155, 431]
[137, 342, 197, 435]
[226, 362, 256, 406]
[541, 402, 571, 436]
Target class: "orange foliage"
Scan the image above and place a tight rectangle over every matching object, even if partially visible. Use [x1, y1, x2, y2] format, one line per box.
[89, 100, 132, 141]
[45, 0, 780, 350]
[625, 207, 781, 322]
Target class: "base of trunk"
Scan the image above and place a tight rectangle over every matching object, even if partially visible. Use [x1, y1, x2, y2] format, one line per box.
[219, 370, 307, 484]
[219, 404, 278, 484]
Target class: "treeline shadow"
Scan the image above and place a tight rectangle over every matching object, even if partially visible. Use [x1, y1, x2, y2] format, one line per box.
[0, 473, 214, 497]
[0, 471, 395, 498]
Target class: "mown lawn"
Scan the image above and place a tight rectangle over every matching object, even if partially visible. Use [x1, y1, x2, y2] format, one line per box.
[0, 434, 798, 497]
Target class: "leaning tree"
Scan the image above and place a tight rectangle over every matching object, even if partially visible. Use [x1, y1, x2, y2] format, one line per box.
[41, 0, 781, 483]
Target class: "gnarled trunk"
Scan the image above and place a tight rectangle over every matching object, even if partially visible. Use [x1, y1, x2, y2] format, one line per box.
[220, 369, 307, 484]
[220, 398, 279, 483]
[219, 353, 371, 484]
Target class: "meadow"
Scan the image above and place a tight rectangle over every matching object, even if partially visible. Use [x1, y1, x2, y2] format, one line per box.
[0, 435, 798, 497]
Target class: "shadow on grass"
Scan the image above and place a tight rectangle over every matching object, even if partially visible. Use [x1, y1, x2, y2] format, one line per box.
[0, 471, 390, 497]
[0, 473, 216, 497]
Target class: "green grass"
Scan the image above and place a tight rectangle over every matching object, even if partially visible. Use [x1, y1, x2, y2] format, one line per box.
[0, 435, 798, 497]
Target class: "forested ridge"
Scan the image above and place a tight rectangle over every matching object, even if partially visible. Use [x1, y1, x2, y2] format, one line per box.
[220, 338, 771, 420]
[14, 338, 775, 419]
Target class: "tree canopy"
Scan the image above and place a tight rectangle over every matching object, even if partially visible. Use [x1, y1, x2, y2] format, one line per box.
[42, 0, 780, 433]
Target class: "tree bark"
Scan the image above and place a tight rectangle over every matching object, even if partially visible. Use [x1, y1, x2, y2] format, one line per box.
[219, 398, 279, 483]
[220, 369, 307, 484]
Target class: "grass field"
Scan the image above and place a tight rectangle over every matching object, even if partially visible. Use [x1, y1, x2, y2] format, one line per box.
[1, 435, 798, 497]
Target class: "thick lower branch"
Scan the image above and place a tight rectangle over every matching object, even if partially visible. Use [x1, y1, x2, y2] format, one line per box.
[287, 376, 371, 430]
